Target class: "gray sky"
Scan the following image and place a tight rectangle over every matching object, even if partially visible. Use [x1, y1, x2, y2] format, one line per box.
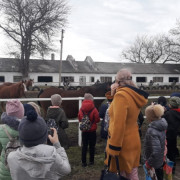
[0, 0, 180, 62]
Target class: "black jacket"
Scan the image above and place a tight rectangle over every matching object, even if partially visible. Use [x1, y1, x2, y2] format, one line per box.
[163, 108, 180, 140]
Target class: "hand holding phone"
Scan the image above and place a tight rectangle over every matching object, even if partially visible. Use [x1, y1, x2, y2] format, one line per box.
[48, 128, 54, 136]
[48, 128, 59, 144]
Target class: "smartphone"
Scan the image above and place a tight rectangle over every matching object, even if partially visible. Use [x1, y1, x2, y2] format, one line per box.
[48, 128, 54, 136]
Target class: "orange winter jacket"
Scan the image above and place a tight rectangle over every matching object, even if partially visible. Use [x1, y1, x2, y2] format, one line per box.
[105, 85, 148, 173]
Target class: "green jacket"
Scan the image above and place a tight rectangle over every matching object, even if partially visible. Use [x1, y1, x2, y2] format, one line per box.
[0, 113, 20, 180]
[46, 107, 69, 149]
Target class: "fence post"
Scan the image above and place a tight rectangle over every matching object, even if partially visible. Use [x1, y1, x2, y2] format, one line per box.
[78, 97, 82, 146]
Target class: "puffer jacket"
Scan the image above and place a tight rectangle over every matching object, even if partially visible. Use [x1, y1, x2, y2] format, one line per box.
[7, 142, 71, 180]
[46, 107, 69, 149]
[78, 100, 100, 132]
[143, 118, 167, 169]
[0, 112, 20, 180]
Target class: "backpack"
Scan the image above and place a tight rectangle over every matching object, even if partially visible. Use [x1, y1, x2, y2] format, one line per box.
[2, 125, 20, 169]
[79, 108, 95, 131]
[47, 118, 59, 136]
[104, 107, 110, 132]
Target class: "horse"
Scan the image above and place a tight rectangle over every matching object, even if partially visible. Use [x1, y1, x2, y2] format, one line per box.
[0, 79, 33, 90]
[0, 81, 27, 111]
[38, 82, 112, 118]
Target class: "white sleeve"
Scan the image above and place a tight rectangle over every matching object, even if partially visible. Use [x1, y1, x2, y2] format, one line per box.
[53, 142, 71, 177]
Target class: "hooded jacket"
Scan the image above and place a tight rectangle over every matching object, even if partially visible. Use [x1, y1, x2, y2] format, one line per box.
[46, 107, 69, 148]
[7, 142, 71, 180]
[105, 85, 148, 173]
[163, 108, 180, 140]
[0, 112, 20, 180]
[143, 118, 167, 169]
[78, 100, 100, 132]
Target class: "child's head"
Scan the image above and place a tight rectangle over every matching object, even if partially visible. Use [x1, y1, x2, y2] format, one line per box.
[27, 102, 41, 116]
[105, 91, 113, 102]
[84, 93, 94, 101]
[18, 110, 48, 147]
[145, 104, 164, 122]
[51, 94, 62, 106]
[6, 99, 24, 119]
[157, 96, 167, 107]
[168, 96, 180, 109]
[23, 103, 36, 116]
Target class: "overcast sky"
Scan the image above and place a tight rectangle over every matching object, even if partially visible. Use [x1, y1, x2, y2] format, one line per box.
[0, 0, 180, 62]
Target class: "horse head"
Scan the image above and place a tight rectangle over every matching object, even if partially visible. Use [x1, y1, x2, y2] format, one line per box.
[24, 79, 34, 90]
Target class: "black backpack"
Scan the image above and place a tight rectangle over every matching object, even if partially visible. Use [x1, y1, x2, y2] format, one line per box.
[79, 108, 94, 131]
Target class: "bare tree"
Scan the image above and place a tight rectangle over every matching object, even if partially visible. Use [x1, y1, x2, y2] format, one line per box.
[122, 34, 170, 64]
[166, 19, 180, 63]
[0, 0, 69, 77]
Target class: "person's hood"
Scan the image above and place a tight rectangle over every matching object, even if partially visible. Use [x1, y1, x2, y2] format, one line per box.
[81, 100, 95, 113]
[46, 107, 62, 119]
[16, 144, 57, 178]
[1, 112, 20, 130]
[116, 85, 149, 108]
[149, 118, 168, 131]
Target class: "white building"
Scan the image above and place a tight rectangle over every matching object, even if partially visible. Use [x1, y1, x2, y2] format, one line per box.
[0, 56, 180, 90]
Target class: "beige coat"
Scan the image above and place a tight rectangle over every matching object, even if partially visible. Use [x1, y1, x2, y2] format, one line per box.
[105, 86, 148, 173]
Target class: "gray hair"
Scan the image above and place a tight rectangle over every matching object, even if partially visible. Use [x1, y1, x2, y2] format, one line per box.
[84, 93, 94, 101]
[51, 94, 62, 106]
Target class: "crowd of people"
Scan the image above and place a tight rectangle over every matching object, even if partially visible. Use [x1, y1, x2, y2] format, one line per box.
[0, 68, 180, 180]
[0, 95, 70, 180]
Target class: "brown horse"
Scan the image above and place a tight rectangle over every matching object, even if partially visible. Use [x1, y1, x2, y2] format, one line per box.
[0, 79, 33, 90]
[0, 81, 27, 111]
[38, 82, 111, 118]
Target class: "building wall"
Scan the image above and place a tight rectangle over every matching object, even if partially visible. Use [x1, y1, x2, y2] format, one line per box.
[0, 71, 180, 87]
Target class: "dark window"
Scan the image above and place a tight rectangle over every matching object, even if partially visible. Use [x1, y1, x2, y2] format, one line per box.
[0, 76, 5, 82]
[61, 76, 74, 82]
[38, 76, 53, 82]
[13, 76, 22, 82]
[169, 77, 179, 82]
[153, 77, 163, 82]
[90, 77, 95, 82]
[136, 77, 147, 82]
[100, 77, 112, 83]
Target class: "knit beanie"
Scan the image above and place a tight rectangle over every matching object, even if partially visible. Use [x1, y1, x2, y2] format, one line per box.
[28, 102, 41, 116]
[6, 99, 24, 119]
[23, 104, 35, 116]
[157, 96, 167, 106]
[145, 104, 164, 122]
[18, 110, 48, 147]
[51, 94, 62, 106]
[169, 96, 180, 108]
[84, 93, 94, 101]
